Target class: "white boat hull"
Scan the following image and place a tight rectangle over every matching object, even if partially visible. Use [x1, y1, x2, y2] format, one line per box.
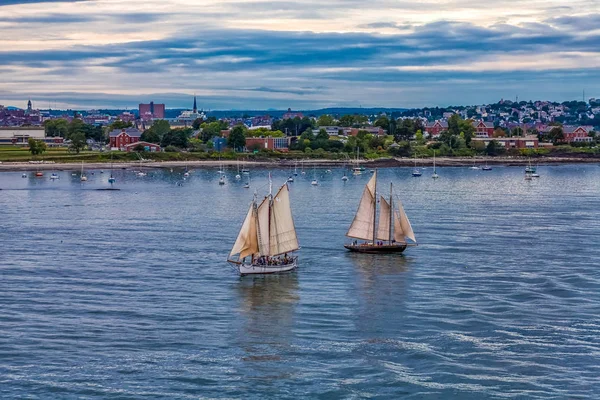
[235, 259, 298, 276]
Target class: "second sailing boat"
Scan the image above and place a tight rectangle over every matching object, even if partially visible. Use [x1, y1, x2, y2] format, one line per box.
[344, 170, 417, 253]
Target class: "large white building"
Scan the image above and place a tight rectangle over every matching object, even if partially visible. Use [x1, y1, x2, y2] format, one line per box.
[0, 127, 63, 146]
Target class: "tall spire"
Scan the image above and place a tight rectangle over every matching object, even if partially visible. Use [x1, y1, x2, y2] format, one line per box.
[193, 94, 197, 113]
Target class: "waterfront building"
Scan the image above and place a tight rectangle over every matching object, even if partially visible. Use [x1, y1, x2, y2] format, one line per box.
[245, 136, 290, 152]
[425, 120, 448, 137]
[471, 135, 539, 150]
[124, 141, 161, 152]
[0, 127, 64, 146]
[139, 102, 165, 120]
[473, 121, 495, 137]
[109, 128, 142, 150]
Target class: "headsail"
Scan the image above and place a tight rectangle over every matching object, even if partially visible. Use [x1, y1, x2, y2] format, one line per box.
[376, 196, 391, 241]
[346, 171, 377, 240]
[269, 183, 299, 255]
[393, 199, 416, 243]
[229, 202, 259, 260]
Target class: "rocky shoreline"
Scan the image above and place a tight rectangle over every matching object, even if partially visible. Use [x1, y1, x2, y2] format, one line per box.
[0, 155, 598, 172]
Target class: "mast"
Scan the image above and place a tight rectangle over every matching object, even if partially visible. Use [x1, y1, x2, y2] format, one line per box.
[389, 182, 393, 244]
[372, 169, 377, 244]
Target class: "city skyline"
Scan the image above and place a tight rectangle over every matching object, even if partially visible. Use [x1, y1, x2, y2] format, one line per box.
[1, 0, 599, 109]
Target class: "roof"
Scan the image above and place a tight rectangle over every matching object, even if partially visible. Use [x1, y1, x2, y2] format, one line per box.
[426, 120, 448, 128]
[473, 121, 494, 128]
[123, 141, 160, 148]
[109, 128, 142, 138]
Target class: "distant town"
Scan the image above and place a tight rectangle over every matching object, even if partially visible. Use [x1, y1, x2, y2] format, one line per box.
[1, 96, 599, 161]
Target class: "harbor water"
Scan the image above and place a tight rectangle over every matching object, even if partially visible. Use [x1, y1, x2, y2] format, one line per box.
[1, 164, 600, 398]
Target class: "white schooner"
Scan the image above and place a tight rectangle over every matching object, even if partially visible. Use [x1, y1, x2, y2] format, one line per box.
[228, 176, 300, 275]
[344, 170, 417, 253]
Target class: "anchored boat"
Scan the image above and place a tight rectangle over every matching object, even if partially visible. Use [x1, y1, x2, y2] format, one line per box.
[227, 176, 299, 275]
[344, 170, 417, 254]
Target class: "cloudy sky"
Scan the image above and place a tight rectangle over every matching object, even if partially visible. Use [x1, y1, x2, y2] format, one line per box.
[1, 0, 599, 110]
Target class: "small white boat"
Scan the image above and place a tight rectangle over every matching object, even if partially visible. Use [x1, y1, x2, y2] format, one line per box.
[80, 162, 87, 181]
[136, 171, 146, 177]
[342, 174, 348, 181]
[183, 172, 190, 177]
[432, 151, 439, 179]
[50, 173, 59, 180]
[243, 183, 250, 188]
[22, 173, 27, 178]
[219, 175, 225, 185]
[287, 176, 294, 182]
[311, 179, 318, 186]
[531, 173, 540, 178]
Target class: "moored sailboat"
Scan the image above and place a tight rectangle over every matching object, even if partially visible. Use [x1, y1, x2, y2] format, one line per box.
[227, 177, 300, 275]
[344, 170, 417, 253]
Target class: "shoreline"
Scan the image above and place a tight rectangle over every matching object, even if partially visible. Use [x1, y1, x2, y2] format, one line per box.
[0, 156, 597, 172]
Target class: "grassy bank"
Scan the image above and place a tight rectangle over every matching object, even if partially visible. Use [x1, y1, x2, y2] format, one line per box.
[1, 145, 600, 165]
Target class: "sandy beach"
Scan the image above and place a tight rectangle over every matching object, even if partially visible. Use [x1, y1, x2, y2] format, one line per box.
[0, 156, 597, 172]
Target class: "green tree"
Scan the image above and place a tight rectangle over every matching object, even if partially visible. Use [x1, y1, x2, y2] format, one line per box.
[69, 132, 87, 154]
[144, 119, 171, 142]
[132, 143, 146, 152]
[192, 117, 204, 130]
[315, 128, 329, 141]
[108, 120, 133, 131]
[67, 119, 86, 140]
[141, 129, 161, 144]
[548, 126, 564, 144]
[485, 140, 502, 156]
[44, 119, 68, 137]
[200, 121, 226, 142]
[228, 124, 247, 151]
[300, 127, 314, 141]
[317, 114, 335, 126]
[447, 114, 460, 136]
[28, 138, 47, 155]
[338, 114, 355, 127]
[374, 115, 390, 130]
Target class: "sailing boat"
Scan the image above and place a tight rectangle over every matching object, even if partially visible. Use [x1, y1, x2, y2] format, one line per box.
[80, 162, 87, 181]
[470, 158, 481, 170]
[525, 158, 536, 173]
[353, 147, 363, 175]
[311, 165, 318, 185]
[482, 157, 492, 171]
[243, 171, 250, 188]
[342, 160, 349, 181]
[412, 154, 422, 177]
[241, 158, 250, 174]
[294, 160, 298, 176]
[108, 153, 116, 185]
[235, 159, 241, 180]
[227, 176, 300, 275]
[432, 151, 439, 179]
[344, 170, 417, 253]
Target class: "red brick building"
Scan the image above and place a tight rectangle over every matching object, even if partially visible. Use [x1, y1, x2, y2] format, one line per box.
[563, 126, 593, 143]
[425, 120, 448, 137]
[282, 108, 304, 120]
[245, 136, 290, 152]
[472, 121, 495, 137]
[139, 102, 165, 120]
[124, 141, 161, 152]
[472, 135, 539, 149]
[109, 128, 142, 150]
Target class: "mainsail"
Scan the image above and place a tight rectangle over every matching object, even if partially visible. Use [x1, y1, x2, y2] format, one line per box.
[376, 196, 391, 241]
[229, 202, 259, 260]
[346, 171, 377, 240]
[269, 183, 299, 255]
[229, 182, 299, 261]
[394, 199, 416, 243]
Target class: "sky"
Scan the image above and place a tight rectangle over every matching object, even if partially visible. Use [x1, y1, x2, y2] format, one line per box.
[0, 0, 599, 110]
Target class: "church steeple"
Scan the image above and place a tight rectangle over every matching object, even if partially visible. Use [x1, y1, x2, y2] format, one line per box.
[27, 99, 32, 113]
[193, 94, 197, 113]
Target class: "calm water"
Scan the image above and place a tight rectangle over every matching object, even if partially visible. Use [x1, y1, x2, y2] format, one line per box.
[1, 164, 600, 399]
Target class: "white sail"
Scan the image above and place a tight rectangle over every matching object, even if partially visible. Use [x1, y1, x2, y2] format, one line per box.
[229, 202, 259, 260]
[376, 196, 391, 241]
[256, 196, 271, 256]
[393, 200, 416, 243]
[269, 183, 299, 255]
[346, 172, 377, 240]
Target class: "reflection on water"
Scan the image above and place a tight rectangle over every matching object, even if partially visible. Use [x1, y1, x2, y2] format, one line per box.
[234, 273, 299, 380]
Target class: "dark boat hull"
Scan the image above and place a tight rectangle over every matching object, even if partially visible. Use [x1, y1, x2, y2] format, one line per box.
[344, 244, 408, 254]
